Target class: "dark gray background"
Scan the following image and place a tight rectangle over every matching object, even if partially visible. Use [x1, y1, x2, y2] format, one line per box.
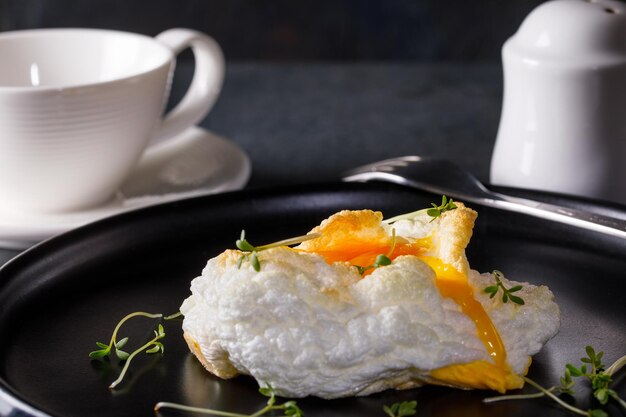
[1, 0, 546, 61]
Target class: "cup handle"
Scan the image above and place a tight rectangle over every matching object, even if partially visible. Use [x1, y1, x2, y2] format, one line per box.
[152, 28, 225, 142]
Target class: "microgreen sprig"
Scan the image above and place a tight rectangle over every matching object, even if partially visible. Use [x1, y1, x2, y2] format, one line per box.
[426, 195, 457, 222]
[236, 230, 320, 272]
[383, 400, 417, 417]
[109, 323, 166, 389]
[154, 385, 303, 416]
[355, 254, 392, 275]
[484, 346, 626, 417]
[354, 229, 397, 276]
[383, 195, 458, 224]
[566, 346, 626, 411]
[89, 311, 182, 389]
[89, 311, 163, 360]
[483, 270, 525, 305]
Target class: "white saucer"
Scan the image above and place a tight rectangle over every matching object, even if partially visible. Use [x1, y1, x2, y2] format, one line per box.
[0, 127, 251, 249]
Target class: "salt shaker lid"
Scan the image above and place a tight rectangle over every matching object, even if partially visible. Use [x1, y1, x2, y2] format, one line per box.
[507, 0, 626, 63]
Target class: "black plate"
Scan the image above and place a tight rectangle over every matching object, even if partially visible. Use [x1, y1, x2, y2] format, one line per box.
[1, 182, 625, 417]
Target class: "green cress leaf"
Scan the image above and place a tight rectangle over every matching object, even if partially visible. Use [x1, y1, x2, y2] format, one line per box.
[115, 350, 130, 360]
[259, 385, 274, 398]
[398, 401, 417, 416]
[145, 345, 160, 354]
[383, 404, 398, 417]
[426, 208, 440, 218]
[595, 388, 609, 404]
[426, 195, 458, 222]
[355, 253, 394, 276]
[375, 254, 392, 267]
[89, 349, 109, 359]
[484, 270, 525, 305]
[115, 337, 129, 349]
[566, 363, 585, 377]
[559, 368, 576, 395]
[383, 401, 417, 417]
[236, 230, 255, 251]
[283, 400, 303, 417]
[251, 252, 261, 272]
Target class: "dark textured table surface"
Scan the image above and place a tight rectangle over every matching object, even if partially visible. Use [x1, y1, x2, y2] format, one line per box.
[0, 62, 503, 261]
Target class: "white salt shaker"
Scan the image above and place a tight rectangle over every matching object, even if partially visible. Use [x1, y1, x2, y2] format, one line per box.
[490, 0, 626, 205]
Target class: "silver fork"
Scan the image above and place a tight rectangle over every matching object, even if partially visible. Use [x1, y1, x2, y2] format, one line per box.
[343, 155, 626, 240]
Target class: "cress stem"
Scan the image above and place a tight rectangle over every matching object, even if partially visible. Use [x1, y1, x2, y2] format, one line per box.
[109, 334, 163, 389]
[383, 209, 428, 224]
[523, 377, 587, 416]
[248, 405, 274, 417]
[386, 228, 397, 257]
[605, 355, 626, 377]
[609, 391, 626, 410]
[482, 387, 556, 403]
[164, 311, 183, 320]
[154, 402, 250, 416]
[108, 311, 163, 348]
[254, 233, 321, 251]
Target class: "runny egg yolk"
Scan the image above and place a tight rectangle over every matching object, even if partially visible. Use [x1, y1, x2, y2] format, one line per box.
[420, 256, 523, 392]
[420, 257, 505, 367]
[304, 236, 524, 392]
[312, 239, 427, 269]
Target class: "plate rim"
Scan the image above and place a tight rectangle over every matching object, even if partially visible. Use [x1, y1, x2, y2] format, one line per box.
[1, 181, 625, 417]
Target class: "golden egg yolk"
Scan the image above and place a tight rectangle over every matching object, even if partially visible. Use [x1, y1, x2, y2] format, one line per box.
[420, 257, 523, 392]
[314, 240, 427, 272]
[420, 257, 505, 367]
[303, 234, 524, 392]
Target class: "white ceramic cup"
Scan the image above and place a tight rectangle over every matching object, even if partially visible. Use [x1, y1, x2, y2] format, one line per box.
[0, 28, 224, 213]
[490, 0, 626, 205]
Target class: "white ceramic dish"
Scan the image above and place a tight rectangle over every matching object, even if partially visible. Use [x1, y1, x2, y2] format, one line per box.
[0, 126, 250, 249]
[0, 28, 225, 212]
[491, 0, 626, 205]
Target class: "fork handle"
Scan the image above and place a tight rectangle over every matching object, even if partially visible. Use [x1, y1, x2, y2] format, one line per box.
[343, 169, 626, 240]
[480, 192, 626, 240]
